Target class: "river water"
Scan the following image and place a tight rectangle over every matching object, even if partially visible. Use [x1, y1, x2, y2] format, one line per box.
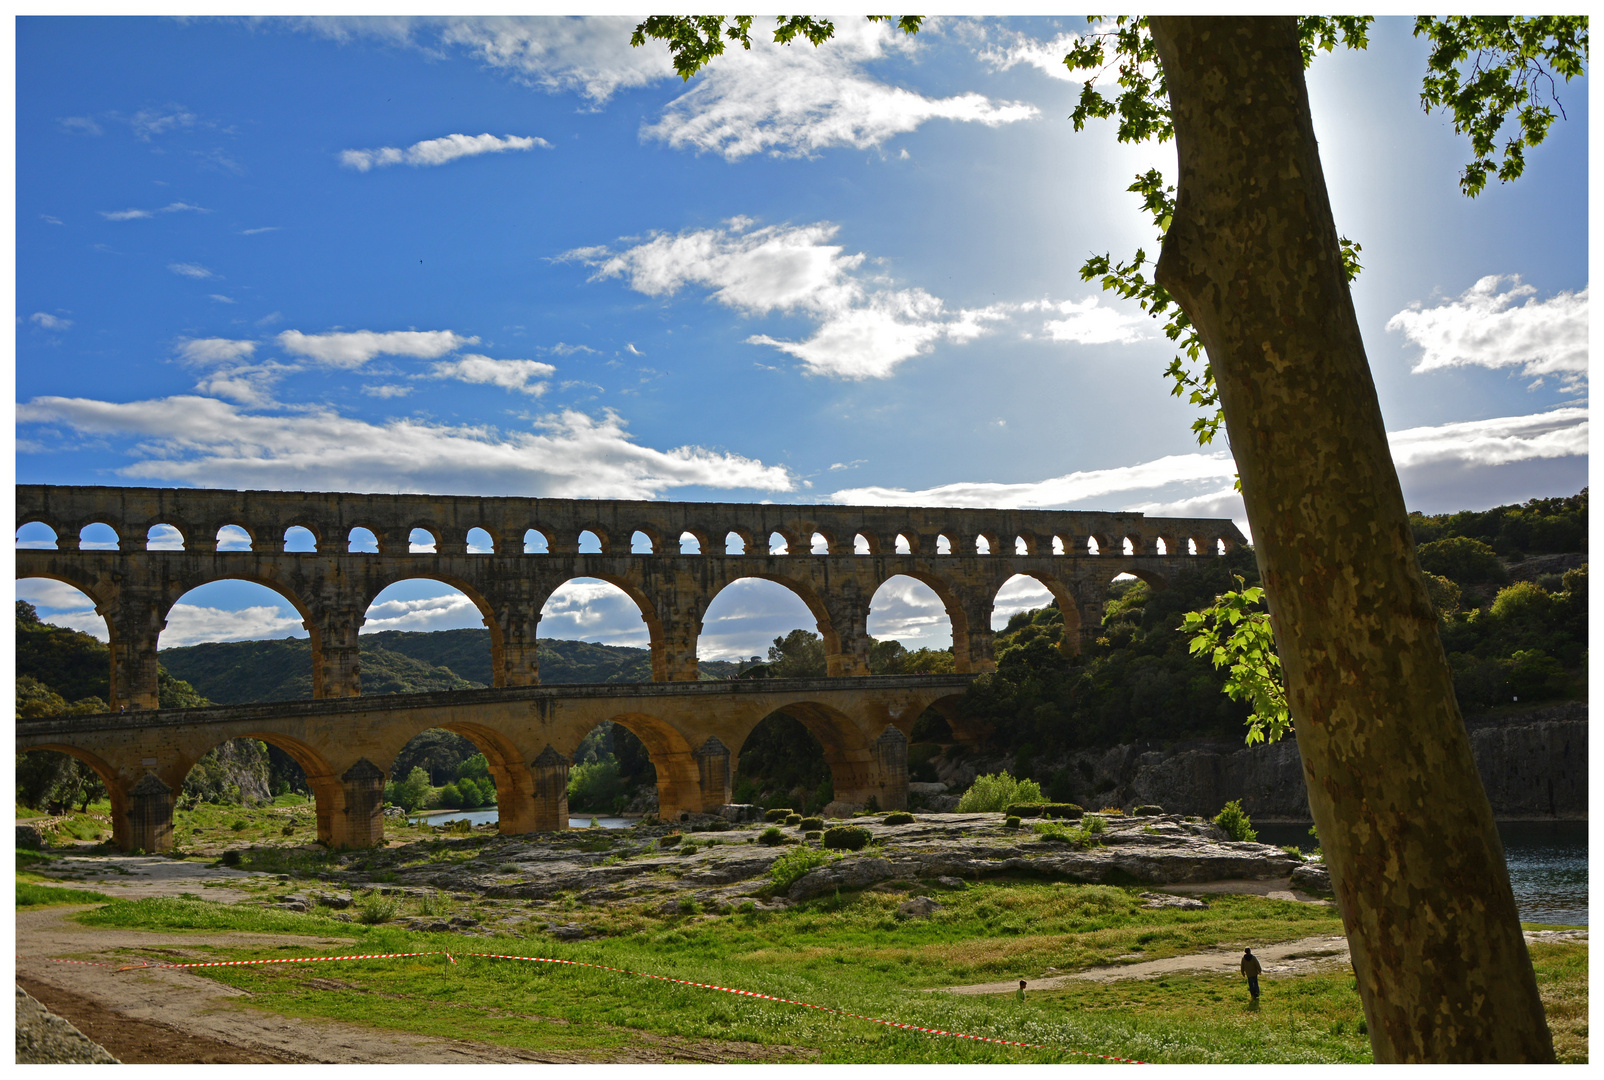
[1254, 821, 1588, 926]
[414, 809, 1587, 926]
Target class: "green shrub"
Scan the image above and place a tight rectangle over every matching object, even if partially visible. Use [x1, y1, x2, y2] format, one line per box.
[882, 812, 914, 825]
[784, 814, 802, 826]
[357, 894, 398, 924]
[822, 826, 871, 851]
[799, 817, 824, 831]
[1213, 799, 1258, 842]
[1133, 804, 1164, 816]
[677, 843, 698, 856]
[1004, 803, 1045, 818]
[1004, 816, 1021, 830]
[659, 833, 683, 848]
[438, 782, 463, 809]
[1084, 814, 1106, 834]
[759, 826, 787, 846]
[804, 830, 822, 841]
[767, 845, 835, 891]
[219, 850, 241, 866]
[1418, 536, 1508, 584]
[956, 771, 1043, 813]
[1041, 803, 1084, 819]
[229, 819, 248, 832]
[764, 808, 794, 823]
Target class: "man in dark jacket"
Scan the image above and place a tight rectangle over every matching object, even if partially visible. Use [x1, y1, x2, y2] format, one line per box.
[1241, 947, 1262, 999]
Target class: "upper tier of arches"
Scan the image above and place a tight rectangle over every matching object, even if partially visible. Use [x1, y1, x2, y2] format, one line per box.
[16, 485, 1245, 560]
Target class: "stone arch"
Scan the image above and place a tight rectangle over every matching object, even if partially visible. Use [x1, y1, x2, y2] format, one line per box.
[1052, 535, 1066, 555]
[733, 700, 877, 811]
[16, 521, 58, 549]
[1086, 532, 1109, 555]
[407, 526, 440, 553]
[936, 534, 953, 555]
[361, 572, 504, 685]
[894, 533, 914, 555]
[809, 530, 833, 555]
[1105, 566, 1169, 590]
[215, 524, 254, 551]
[146, 522, 186, 550]
[868, 569, 970, 665]
[347, 526, 380, 553]
[540, 574, 667, 680]
[1015, 534, 1037, 555]
[170, 730, 340, 845]
[78, 521, 123, 551]
[19, 743, 129, 845]
[975, 532, 997, 555]
[465, 527, 495, 554]
[854, 532, 879, 555]
[523, 528, 549, 554]
[991, 572, 1082, 656]
[767, 530, 799, 555]
[678, 528, 709, 554]
[283, 525, 319, 553]
[866, 573, 956, 655]
[434, 721, 543, 835]
[630, 529, 657, 554]
[579, 712, 702, 821]
[577, 527, 610, 553]
[725, 529, 753, 555]
[912, 691, 991, 751]
[16, 573, 113, 645]
[699, 573, 841, 666]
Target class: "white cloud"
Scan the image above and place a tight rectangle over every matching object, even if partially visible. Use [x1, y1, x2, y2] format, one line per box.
[361, 591, 485, 634]
[643, 20, 1038, 160]
[362, 383, 414, 398]
[1386, 406, 1588, 469]
[570, 221, 1004, 379]
[40, 214, 64, 225]
[276, 328, 478, 367]
[190, 366, 291, 409]
[1386, 275, 1588, 390]
[241, 226, 280, 235]
[17, 395, 796, 499]
[978, 30, 1089, 82]
[429, 354, 557, 395]
[101, 201, 208, 222]
[177, 338, 257, 364]
[169, 262, 215, 279]
[131, 105, 197, 140]
[58, 115, 103, 136]
[833, 407, 1589, 542]
[340, 132, 550, 171]
[160, 603, 308, 648]
[1027, 296, 1149, 345]
[30, 312, 72, 330]
[210, 294, 236, 304]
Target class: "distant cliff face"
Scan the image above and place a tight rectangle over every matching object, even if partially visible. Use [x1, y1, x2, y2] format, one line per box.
[941, 703, 1587, 820]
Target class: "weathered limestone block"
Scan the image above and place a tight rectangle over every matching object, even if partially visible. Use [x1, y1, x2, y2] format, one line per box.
[333, 758, 387, 849]
[530, 745, 571, 831]
[125, 771, 175, 852]
[693, 736, 732, 810]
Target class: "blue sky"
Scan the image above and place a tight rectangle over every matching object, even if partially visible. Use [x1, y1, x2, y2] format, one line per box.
[15, 16, 1590, 660]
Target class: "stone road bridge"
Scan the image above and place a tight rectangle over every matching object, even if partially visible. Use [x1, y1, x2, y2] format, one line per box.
[17, 676, 975, 852]
[17, 485, 1244, 710]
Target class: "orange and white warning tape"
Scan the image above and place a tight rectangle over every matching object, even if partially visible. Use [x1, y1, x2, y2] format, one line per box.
[48, 949, 1144, 1064]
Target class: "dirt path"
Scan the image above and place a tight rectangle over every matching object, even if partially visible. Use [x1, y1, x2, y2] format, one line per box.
[942, 928, 1588, 995]
[18, 857, 810, 1064]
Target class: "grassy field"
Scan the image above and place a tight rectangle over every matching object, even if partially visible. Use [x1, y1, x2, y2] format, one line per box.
[60, 882, 1589, 1063]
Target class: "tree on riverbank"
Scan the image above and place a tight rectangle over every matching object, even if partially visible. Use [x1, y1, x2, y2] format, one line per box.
[630, 15, 1584, 1060]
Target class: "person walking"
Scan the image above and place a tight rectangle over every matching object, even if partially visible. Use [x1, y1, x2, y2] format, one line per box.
[1016, 980, 1027, 1003]
[1241, 948, 1262, 999]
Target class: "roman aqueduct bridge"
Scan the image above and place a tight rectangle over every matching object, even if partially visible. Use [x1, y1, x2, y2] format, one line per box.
[16, 484, 1245, 850]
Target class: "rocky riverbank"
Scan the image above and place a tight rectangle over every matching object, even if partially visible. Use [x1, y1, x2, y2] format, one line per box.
[257, 811, 1316, 936]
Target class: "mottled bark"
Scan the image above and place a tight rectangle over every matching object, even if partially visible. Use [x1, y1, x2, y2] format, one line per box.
[1148, 16, 1552, 1063]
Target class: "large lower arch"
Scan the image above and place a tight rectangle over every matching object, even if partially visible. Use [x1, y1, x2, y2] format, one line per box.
[567, 712, 704, 822]
[732, 700, 886, 812]
[437, 721, 545, 835]
[17, 744, 122, 843]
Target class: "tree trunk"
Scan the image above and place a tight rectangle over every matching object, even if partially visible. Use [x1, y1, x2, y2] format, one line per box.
[1148, 16, 1552, 1063]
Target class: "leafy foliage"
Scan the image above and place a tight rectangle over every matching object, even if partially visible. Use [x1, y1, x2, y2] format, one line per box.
[1417, 537, 1509, 585]
[954, 771, 1043, 813]
[1409, 490, 1587, 559]
[766, 844, 836, 891]
[630, 15, 920, 81]
[1181, 578, 1291, 745]
[1213, 799, 1259, 843]
[1414, 17, 1590, 196]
